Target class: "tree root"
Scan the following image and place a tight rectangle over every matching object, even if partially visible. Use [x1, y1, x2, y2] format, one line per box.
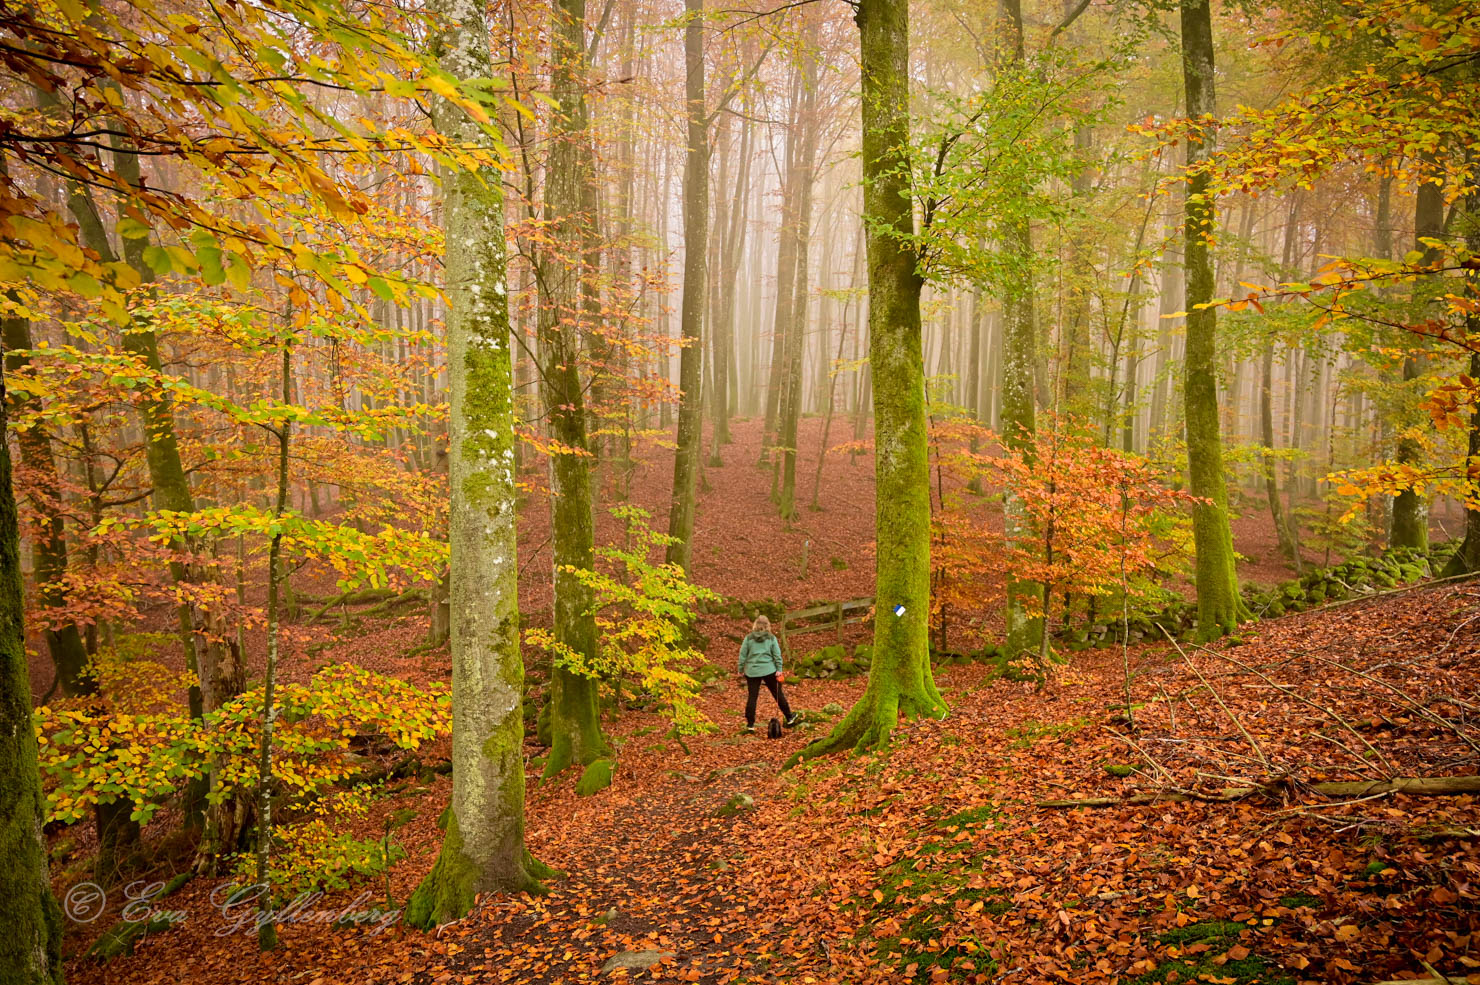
[785, 686, 945, 768]
[1038, 774, 1480, 809]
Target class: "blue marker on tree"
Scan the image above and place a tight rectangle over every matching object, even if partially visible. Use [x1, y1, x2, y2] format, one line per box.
[893, 604, 905, 617]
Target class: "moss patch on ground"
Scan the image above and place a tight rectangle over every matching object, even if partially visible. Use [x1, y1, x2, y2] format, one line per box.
[1131, 921, 1294, 985]
[853, 802, 1010, 979]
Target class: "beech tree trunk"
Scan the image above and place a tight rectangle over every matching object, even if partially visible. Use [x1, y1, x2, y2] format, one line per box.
[1263, 196, 1303, 571]
[0, 312, 89, 698]
[1179, 0, 1247, 639]
[762, 65, 804, 464]
[407, 0, 550, 927]
[794, 0, 945, 762]
[1261, 346, 1302, 572]
[1443, 183, 1480, 575]
[776, 16, 819, 522]
[1391, 175, 1444, 551]
[252, 342, 293, 952]
[997, 0, 1042, 658]
[665, 0, 708, 570]
[539, 0, 611, 781]
[0, 370, 65, 985]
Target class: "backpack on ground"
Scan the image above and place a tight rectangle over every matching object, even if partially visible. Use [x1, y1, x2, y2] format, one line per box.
[766, 717, 783, 739]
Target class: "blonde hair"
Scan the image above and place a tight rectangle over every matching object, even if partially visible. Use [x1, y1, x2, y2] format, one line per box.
[752, 614, 771, 634]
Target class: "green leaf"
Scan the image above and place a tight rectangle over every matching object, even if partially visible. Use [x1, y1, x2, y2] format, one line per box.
[197, 247, 226, 287]
[224, 252, 253, 292]
[143, 246, 174, 275]
[366, 276, 394, 301]
[117, 217, 153, 240]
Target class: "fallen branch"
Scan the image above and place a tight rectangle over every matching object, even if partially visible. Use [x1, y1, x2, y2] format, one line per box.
[1371, 958, 1466, 984]
[304, 586, 402, 624]
[305, 586, 426, 625]
[359, 586, 427, 619]
[1038, 774, 1480, 809]
[1155, 624, 1270, 770]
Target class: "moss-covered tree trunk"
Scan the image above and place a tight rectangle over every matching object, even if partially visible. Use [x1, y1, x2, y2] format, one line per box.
[1392, 175, 1444, 551]
[776, 19, 819, 522]
[1180, 0, 1247, 639]
[537, 0, 611, 782]
[1000, 213, 1042, 656]
[1443, 187, 1480, 576]
[0, 372, 65, 985]
[1, 311, 90, 697]
[665, 0, 708, 570]
[2, 303, 144, 879]
[407, 0, 551, 929]
[995, 0, 1042, 658]
[792, 0, 946, 762]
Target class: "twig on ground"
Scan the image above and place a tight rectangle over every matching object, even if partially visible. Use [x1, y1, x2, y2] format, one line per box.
[1175, 635, 1402, 777]
[1154, 624, 1271, 771]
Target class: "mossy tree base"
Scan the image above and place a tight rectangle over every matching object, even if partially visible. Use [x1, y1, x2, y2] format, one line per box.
[405, 814, 553, 930]
[542, 669, 610, 782]
[574, 758, 616, 796]
[787, 672, 946, 766]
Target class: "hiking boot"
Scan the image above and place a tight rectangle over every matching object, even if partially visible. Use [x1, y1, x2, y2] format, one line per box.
[784, 712, 802, 728]
[743, 724, 756, 734]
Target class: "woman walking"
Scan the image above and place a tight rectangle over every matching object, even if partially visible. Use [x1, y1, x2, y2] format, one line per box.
[738, 615, 801, 733]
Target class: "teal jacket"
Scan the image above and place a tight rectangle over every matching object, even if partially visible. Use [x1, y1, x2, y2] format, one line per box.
[738, 630, 783, 678]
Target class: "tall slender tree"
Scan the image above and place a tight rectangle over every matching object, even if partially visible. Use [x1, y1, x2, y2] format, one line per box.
[539, 0, 611, 782]
[0, 371, 64, 985]
[1179, 0, 1247, 639]
[406, 0, 550, 927]
[710, 112, 753, 458]
[1443, 180, 1480, 575]
[761, 64, 804, 465]
[1390, 173, 1443, 551]
[793, 0, 945, 761]
[775, 12, 821, 521]
[997, 0, 1042, 658]
[1, 311, 89, 698]
[666, 0, 709, 570]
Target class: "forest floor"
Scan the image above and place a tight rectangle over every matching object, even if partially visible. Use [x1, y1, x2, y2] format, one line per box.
[66, 576, 1480, 985]
[53, 417, 1479, 984]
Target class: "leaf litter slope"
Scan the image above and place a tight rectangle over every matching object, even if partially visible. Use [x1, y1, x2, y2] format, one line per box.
[71, 577, 1480, 985]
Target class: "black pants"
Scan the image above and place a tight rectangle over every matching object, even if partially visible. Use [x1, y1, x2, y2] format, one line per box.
[745, 673, 792, 726]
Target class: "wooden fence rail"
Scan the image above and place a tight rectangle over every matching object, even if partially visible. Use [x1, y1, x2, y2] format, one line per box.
[781, 597, 874, 647]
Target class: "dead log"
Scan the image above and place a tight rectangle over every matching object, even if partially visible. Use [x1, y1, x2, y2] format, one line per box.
[304, 586, 402, 624]
[1038, 775, 1480, 809]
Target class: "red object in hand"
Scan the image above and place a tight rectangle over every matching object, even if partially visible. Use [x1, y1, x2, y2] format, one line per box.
[776, 672, 786, 684]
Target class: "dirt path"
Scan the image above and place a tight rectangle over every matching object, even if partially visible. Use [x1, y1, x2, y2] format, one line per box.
[65, 671, 850, 985]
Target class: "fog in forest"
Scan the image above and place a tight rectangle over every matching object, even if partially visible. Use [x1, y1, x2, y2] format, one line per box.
[1, 0, 1477, 982]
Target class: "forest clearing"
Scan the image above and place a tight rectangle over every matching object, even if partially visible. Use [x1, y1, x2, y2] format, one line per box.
[2, 0, 1479, 982]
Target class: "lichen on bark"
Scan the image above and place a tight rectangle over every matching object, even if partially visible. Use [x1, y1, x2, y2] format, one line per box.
[537, 0, 611, 780]
[1179, 0, 1248, 641]
[791, 0, 946, 765]
[407, 0, 549, 927]
[0, 369, 65, 985]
